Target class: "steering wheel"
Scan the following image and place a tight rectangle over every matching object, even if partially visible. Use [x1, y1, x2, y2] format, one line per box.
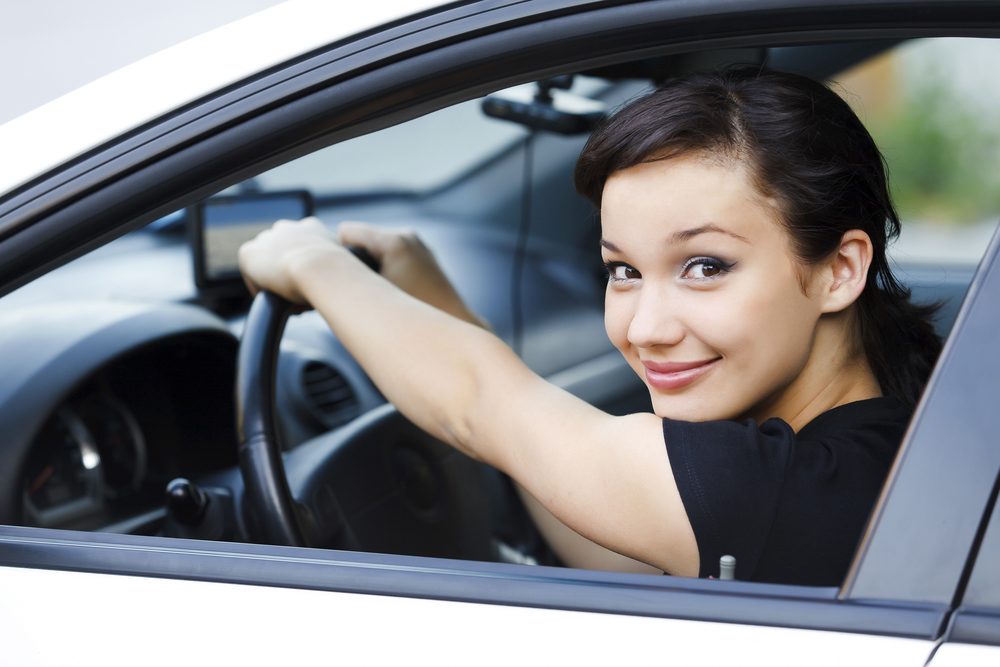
[235, 281, 498, 560]
[235, 290, 306, 546]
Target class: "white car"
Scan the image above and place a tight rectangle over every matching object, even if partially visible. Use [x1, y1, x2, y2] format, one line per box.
[0, 1, 998, 664]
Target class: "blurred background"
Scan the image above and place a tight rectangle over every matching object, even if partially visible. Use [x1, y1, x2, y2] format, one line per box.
[833, 39, 1000, 264]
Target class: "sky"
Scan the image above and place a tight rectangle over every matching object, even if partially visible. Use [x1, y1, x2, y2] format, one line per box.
[0, 0, 286, 126]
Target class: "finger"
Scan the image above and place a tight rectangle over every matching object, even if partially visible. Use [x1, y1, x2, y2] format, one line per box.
[243, 275, 261, 297]
[270, 217, 333, 243]
[237, 243, 261, 297]
[300, 215, 326, 229]
[241, 269, 261, 298]
[298, 216, 334, 238]
[337, 221, 393, 258]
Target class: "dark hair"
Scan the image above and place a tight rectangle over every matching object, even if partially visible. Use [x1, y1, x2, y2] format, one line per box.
[575, 66, 941, 410]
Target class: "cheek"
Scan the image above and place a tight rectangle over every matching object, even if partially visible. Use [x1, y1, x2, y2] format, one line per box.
[754, 273, 819, 343]
[604, 290, 631, 353]
[715, 275, 819, 374]
[685, 273, 817, 366]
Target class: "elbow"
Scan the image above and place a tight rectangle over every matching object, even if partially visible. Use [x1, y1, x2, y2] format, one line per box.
[438, 337, 508, 463]
[440, 417, 481, 461]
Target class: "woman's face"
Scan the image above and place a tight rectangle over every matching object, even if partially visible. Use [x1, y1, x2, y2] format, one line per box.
[601, 153, 826, 422]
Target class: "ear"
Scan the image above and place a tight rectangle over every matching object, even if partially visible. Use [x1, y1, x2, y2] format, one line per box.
[818, 229, 874, 314]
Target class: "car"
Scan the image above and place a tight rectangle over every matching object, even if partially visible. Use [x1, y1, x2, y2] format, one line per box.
[1, 0, 999, 664]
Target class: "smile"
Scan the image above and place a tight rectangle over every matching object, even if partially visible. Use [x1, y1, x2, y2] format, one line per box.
[642, 358, 721, 390]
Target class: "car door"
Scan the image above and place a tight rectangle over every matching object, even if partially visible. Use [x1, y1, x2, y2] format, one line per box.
[2, 1, 1000, 664]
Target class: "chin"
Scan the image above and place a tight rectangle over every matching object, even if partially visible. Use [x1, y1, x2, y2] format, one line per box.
[649, 394, 727, 422]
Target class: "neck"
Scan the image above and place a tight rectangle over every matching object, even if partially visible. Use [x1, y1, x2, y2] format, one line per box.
[743, 309, 882, 432]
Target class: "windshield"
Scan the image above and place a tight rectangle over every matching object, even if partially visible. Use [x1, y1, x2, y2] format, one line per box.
[256, 98, 528, 196]
[250, 77, 611, 198]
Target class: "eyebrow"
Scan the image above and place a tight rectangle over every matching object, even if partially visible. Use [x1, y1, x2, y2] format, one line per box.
[600, 224, 749, 253]
[671, 224, 749, 244]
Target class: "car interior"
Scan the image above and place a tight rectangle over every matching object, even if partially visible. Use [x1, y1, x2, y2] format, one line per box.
[1, 37, 992, 579]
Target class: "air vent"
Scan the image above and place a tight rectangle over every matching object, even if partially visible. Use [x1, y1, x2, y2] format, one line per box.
[301, 361, 359, 428]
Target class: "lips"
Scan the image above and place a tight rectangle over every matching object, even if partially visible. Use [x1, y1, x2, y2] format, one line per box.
[642, 357, 720, 390]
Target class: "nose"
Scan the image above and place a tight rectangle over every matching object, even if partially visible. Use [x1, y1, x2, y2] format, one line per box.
[627, 282, 685, 349]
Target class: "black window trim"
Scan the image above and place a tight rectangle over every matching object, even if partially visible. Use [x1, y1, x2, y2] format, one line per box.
[942, 447, 1000, 646]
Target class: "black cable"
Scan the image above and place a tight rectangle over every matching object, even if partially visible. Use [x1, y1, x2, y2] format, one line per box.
[511, 130, 535, 357]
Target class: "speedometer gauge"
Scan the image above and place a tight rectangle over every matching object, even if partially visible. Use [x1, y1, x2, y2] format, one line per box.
[22, 406, 103, 526]
[78, 395, 147, 499]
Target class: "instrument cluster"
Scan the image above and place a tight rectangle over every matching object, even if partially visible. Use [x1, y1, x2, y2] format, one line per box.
[18, 334, 239, 533]
[23, 392, 147, 529]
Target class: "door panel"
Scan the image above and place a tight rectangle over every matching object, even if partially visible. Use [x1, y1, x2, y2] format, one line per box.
[0, 565, 935, 666]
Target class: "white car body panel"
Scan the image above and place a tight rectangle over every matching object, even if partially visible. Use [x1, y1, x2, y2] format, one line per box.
[0, 565, 934, 666]
[0, 0, 440, 199]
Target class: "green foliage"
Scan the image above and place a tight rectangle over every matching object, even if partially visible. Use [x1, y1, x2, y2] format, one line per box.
[866, 66, 1000, 224]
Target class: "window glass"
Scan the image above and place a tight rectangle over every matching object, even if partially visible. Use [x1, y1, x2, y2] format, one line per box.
[255, 97, 528, 196]
[253, 76, 611, 197]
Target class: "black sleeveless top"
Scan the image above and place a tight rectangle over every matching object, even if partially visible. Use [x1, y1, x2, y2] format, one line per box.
[663, 396, 910, 586]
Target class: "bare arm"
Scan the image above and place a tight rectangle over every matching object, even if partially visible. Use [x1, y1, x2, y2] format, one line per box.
[238, 218, 699, 575]
[337, 223, 664, 574]
[515, 483, 663, 574]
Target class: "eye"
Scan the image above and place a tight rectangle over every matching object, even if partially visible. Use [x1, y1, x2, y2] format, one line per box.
[604, 262, 641, 282]
[681, 257, 733, 280]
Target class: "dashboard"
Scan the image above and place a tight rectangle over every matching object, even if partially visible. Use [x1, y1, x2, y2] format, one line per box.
[0, 300, 223, 531]
[22, 334, 238, 533]
[0, 286, 390, 536]
[0, 223, 403, 532]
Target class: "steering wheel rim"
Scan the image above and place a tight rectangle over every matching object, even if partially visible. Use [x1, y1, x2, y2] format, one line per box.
[235, 290, 305, 546]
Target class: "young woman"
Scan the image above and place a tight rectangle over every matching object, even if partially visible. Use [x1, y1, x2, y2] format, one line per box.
[238, 66, 941, 586]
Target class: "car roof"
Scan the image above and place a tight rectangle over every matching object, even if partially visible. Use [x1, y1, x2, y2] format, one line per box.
[0, 0, 443, 200]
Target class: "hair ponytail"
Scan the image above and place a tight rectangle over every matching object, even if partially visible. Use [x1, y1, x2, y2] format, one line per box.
[856, 257, 942, 409]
